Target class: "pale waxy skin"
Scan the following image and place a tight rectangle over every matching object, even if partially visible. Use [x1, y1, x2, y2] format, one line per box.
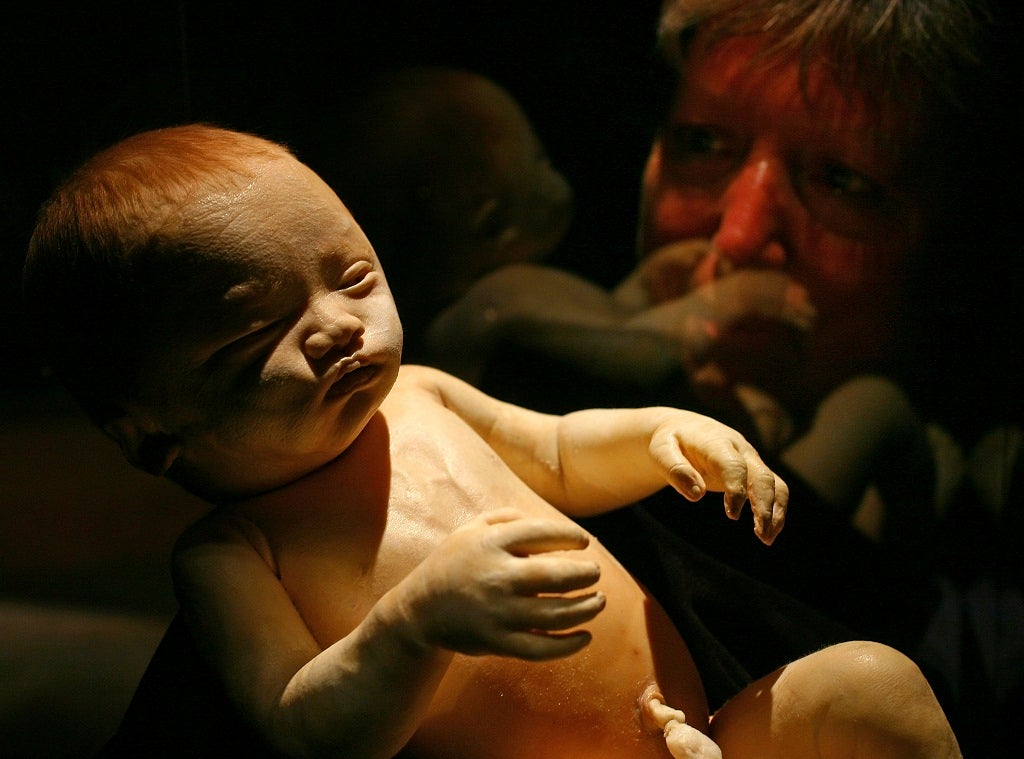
[223, 367, 712, 758]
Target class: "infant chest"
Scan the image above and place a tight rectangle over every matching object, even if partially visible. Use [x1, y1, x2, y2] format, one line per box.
[256, 406, 553, 639]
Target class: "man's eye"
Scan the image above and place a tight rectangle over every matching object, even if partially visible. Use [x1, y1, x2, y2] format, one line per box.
[659, 124, 739, 187]
[799, 161, 898, 238]
[820, 164, 881, 202]
[663, 124, 730, 160]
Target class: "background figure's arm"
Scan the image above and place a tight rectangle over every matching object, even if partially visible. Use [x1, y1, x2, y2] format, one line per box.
[624, 269, 816, 372]
[423, 263, 680, 387]
[424, 261, 815, 392]
[419, 366, 785, 542]
[780, 375, 936, 543]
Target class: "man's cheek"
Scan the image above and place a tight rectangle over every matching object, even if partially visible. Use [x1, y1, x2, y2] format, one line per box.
[644, 188, 716, 251]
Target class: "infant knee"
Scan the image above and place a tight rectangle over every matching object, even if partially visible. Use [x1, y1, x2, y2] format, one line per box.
[829, 640, 929, 698]
[822, 641, 960, 757]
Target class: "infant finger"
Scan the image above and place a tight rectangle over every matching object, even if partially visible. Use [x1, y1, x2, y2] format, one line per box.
[695, 438, 761, 520]
[759, 474, 788, 545]
[495, 629, 593, 661]
[509, 555, 602, 595]
[491, 517, 592, 557]
[744, 461, 780, 542]
[504, 591, 606, 632]
[650, 434, 707, 501]
[646, 696, 687, 731]
[711, 451, 750, 520]
[664, 722, 723, 759]
[666, 461, 708, 502]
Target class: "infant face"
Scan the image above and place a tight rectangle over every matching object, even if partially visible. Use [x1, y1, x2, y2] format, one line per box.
[137, 156, 403, 493]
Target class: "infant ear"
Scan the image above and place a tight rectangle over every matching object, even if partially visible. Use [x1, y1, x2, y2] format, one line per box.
[103, 415, 182, 477]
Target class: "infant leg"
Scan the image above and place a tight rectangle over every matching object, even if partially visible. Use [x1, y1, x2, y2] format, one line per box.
[709, 640, 961, 758]
[645, 695, 722, 759]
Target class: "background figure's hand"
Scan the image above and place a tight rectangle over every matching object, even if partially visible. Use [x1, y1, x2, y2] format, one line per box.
[625, 267, 816, 374]
[645, 696, 723, 759]
[649, 412, 788, 544]
[637, 239, 714, 305]
[398, 509, 605, 660]
[424, 263, 629, 383]
[611, 239, 713, 312]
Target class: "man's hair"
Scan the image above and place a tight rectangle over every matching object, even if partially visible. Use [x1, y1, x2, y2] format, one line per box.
[657, 0, 996, 120]
[22, 124, 294, 424]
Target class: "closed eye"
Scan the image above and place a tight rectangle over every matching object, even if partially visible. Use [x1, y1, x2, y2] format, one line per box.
[337, 260, 376, 295]
[207, 320, 284, 369]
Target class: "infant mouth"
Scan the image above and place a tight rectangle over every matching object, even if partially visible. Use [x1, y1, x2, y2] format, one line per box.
[325, 363, 377, 400]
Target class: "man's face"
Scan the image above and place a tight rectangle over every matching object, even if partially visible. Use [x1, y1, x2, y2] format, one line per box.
[138, 156, 403, 495]
[638, 32, 945, 392]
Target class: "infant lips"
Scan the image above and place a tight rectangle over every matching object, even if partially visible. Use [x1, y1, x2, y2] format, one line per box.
[326, 364, 376, 399]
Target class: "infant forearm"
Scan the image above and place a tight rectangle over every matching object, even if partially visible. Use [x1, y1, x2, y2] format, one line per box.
[550, 407, 690, 515]
[273, 591, 452, 759]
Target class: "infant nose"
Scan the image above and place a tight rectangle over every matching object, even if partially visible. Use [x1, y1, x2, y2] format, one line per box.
[303, 303, 363, 361]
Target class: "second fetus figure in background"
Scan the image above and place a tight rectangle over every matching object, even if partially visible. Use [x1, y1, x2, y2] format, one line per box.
[319, 66, 574, 364]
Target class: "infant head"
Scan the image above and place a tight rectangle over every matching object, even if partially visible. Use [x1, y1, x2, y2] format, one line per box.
[24, 124, 403, 498]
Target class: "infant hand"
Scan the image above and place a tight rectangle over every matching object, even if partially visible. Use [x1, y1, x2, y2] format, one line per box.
[400, 508, 604, 660]
[650, 413, 788, 544]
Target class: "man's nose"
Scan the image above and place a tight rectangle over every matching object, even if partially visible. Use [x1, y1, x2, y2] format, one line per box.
[713, 151, 791, 269]
[303, 296, 363, 361]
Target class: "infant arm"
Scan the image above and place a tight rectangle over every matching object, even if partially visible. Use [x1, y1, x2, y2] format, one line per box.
[414, 366, 786, 543]
[173, 508, 604, 759]
[173, 514, 452, 759]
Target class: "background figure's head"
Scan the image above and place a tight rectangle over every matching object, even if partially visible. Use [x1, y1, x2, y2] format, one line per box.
[320, 67, 574, 355]
[23, 124, 403, 498]
[639, 0, 1011, 421]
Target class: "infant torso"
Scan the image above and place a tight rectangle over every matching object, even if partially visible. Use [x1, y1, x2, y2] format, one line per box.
[234, 369, 708, 758]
